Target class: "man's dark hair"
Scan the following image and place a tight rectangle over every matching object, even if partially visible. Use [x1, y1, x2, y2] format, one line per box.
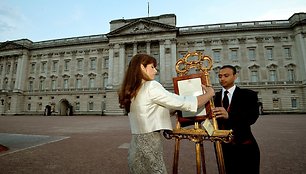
[220, 65, 237, 75]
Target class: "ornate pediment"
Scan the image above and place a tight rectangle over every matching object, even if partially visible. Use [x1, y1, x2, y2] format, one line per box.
[248, 63, 260, 69]
[0, 41, 27, 51]
[107, 19, 177, 37]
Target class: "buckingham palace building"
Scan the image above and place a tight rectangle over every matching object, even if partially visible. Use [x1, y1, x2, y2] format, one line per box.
[0, 12, 306, 116]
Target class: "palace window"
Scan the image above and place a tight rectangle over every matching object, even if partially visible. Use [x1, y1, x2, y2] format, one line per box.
[13, 63, 17, 74]
[76, 79, 82, 89]
[75, 102, 80, 110]
[64, 60, 70, 71]
[288, 69, 295, 81]
[90, 57, 96, 70]
[104, 57, 109, 69]
[63, 79, 69, 89]
[30, 63, 35, 74]
[88, 102, 94, 111]
[6, 64, 11, 74]
[103, 75, 108, 88]
[213, 50, 221, 62]
[77, 59, 83, 70]
[3, 79, 8, 90]
[39, 79, 45, 90]
[251, 70, 258, 82]
[266, 47, 273, 60]
[230, 49, 238, 61]
[269, 70, 277, 81]
[291, 98, 297, 108]
[29, 81, 34, 91]
[10, 80, 15, 90]
[89, 78, 95, 88]
[272, 98, 280, 109]
[284, 47, 292, 58]
[51, 80, 56, 90]
[38, 103, 42, 111]
[41, 62, 47, 73]
[178, 51, 187, 58]
[52, 61, 58, 72]
[248, 48, 256, 61]
[214, 71, 219, 84]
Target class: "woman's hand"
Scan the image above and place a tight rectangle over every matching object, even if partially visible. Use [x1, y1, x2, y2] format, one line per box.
[202, 85, 215, 98]
[197, 85, 215, 108]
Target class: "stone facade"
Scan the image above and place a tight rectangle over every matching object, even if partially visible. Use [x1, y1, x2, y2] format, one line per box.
[0, 13, 305, 116]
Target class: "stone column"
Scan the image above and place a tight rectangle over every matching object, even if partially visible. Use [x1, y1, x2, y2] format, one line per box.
[159, 40, 165, 83]
[295, 33, 306, 82]
[170, 39, 177, 77]
[107, 44, 114, 88]
[146, 41, 151, 55]
[118, 43, 125, 85]
[133, 42, 138, 55]
[7, 58, 13, 90]
[14, 51, 29, 92]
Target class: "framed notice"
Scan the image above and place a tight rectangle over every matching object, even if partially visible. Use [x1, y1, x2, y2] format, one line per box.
[173, 73, 212, 126]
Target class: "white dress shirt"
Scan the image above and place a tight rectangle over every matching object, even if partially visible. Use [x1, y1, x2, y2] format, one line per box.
[222, 85, 236, 105]
[129, 80, 198, 134]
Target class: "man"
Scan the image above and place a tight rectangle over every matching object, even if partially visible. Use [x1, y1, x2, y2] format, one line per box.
[213, 65, 260, 174]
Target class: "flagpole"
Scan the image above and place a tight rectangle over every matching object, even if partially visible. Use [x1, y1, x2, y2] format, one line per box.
[147, 0, 150, 17]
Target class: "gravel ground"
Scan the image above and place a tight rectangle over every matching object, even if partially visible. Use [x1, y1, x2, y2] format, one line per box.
[0, 114, 306, 174]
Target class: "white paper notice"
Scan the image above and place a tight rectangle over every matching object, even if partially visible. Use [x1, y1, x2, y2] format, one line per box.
[202, 118, 215, 136]
[177, 78, 207, 117]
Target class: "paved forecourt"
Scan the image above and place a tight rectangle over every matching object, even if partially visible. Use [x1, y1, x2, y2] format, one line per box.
[0, 114, 306, 174]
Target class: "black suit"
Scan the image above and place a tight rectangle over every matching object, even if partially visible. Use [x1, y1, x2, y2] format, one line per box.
[214, 87, 260, 174]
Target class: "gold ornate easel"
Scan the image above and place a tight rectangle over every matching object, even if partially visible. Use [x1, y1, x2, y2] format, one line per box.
[163, 52, 233, 174]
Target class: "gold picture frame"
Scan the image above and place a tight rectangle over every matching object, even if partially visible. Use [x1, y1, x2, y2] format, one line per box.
[173, 73, 212, 127]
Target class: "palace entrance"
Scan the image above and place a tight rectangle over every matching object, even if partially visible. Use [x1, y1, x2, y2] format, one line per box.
[59, 99, 72, 116]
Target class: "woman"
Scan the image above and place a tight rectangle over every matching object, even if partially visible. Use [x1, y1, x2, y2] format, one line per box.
[118, 53, 214, 174]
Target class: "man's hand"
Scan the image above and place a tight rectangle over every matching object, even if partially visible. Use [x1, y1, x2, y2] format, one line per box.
[212, 107, 229, 119]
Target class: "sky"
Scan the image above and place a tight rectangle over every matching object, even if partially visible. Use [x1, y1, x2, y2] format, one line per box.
[0, 0, 306, 42]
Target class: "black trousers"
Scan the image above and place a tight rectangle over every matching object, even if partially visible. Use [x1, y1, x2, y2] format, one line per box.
[221, 142, 260, 174]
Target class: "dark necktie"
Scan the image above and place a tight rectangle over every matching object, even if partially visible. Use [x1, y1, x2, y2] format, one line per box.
[223, 90, 229, 109]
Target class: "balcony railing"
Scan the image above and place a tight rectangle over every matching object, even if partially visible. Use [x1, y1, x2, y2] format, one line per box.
[179, 20, 290, 33]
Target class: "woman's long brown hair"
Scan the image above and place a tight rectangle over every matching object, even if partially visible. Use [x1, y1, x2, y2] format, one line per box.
[118, 54, 157, 113]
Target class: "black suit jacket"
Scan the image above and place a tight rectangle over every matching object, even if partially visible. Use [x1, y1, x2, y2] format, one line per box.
[214, 87, 259, 144]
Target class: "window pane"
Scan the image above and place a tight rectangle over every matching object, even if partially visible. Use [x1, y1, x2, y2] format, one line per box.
[64, 79, 68, 89]
[273, 99, 279, 109]
[90, 59, 96, 70]
[213, 50, 221, 62]
[76, 79, 81, 89]
[291, 98, 297, 108]
[89, 102, 94, 110]
[251, 71, 258, 82]
[266, 48, 273, 60]
[288, 69, 295, 81]
[284, 48, 291, 58]
[89, 78, 95, 88]
[230, 50, 238, 61]
[77, 60, 83, 70]
[51, 80, 56, 89]
[270, 70, 277, 81]
[248, 49, 256, 60]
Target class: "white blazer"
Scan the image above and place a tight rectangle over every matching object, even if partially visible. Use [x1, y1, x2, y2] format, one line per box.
[129, 80, 198, 134]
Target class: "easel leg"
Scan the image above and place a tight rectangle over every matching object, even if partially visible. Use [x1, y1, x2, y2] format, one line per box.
[214, 141, 226, 174]
[195, 142, 206, 174]
[200, 142, 206, 174]
[173, 138, 180, 174]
